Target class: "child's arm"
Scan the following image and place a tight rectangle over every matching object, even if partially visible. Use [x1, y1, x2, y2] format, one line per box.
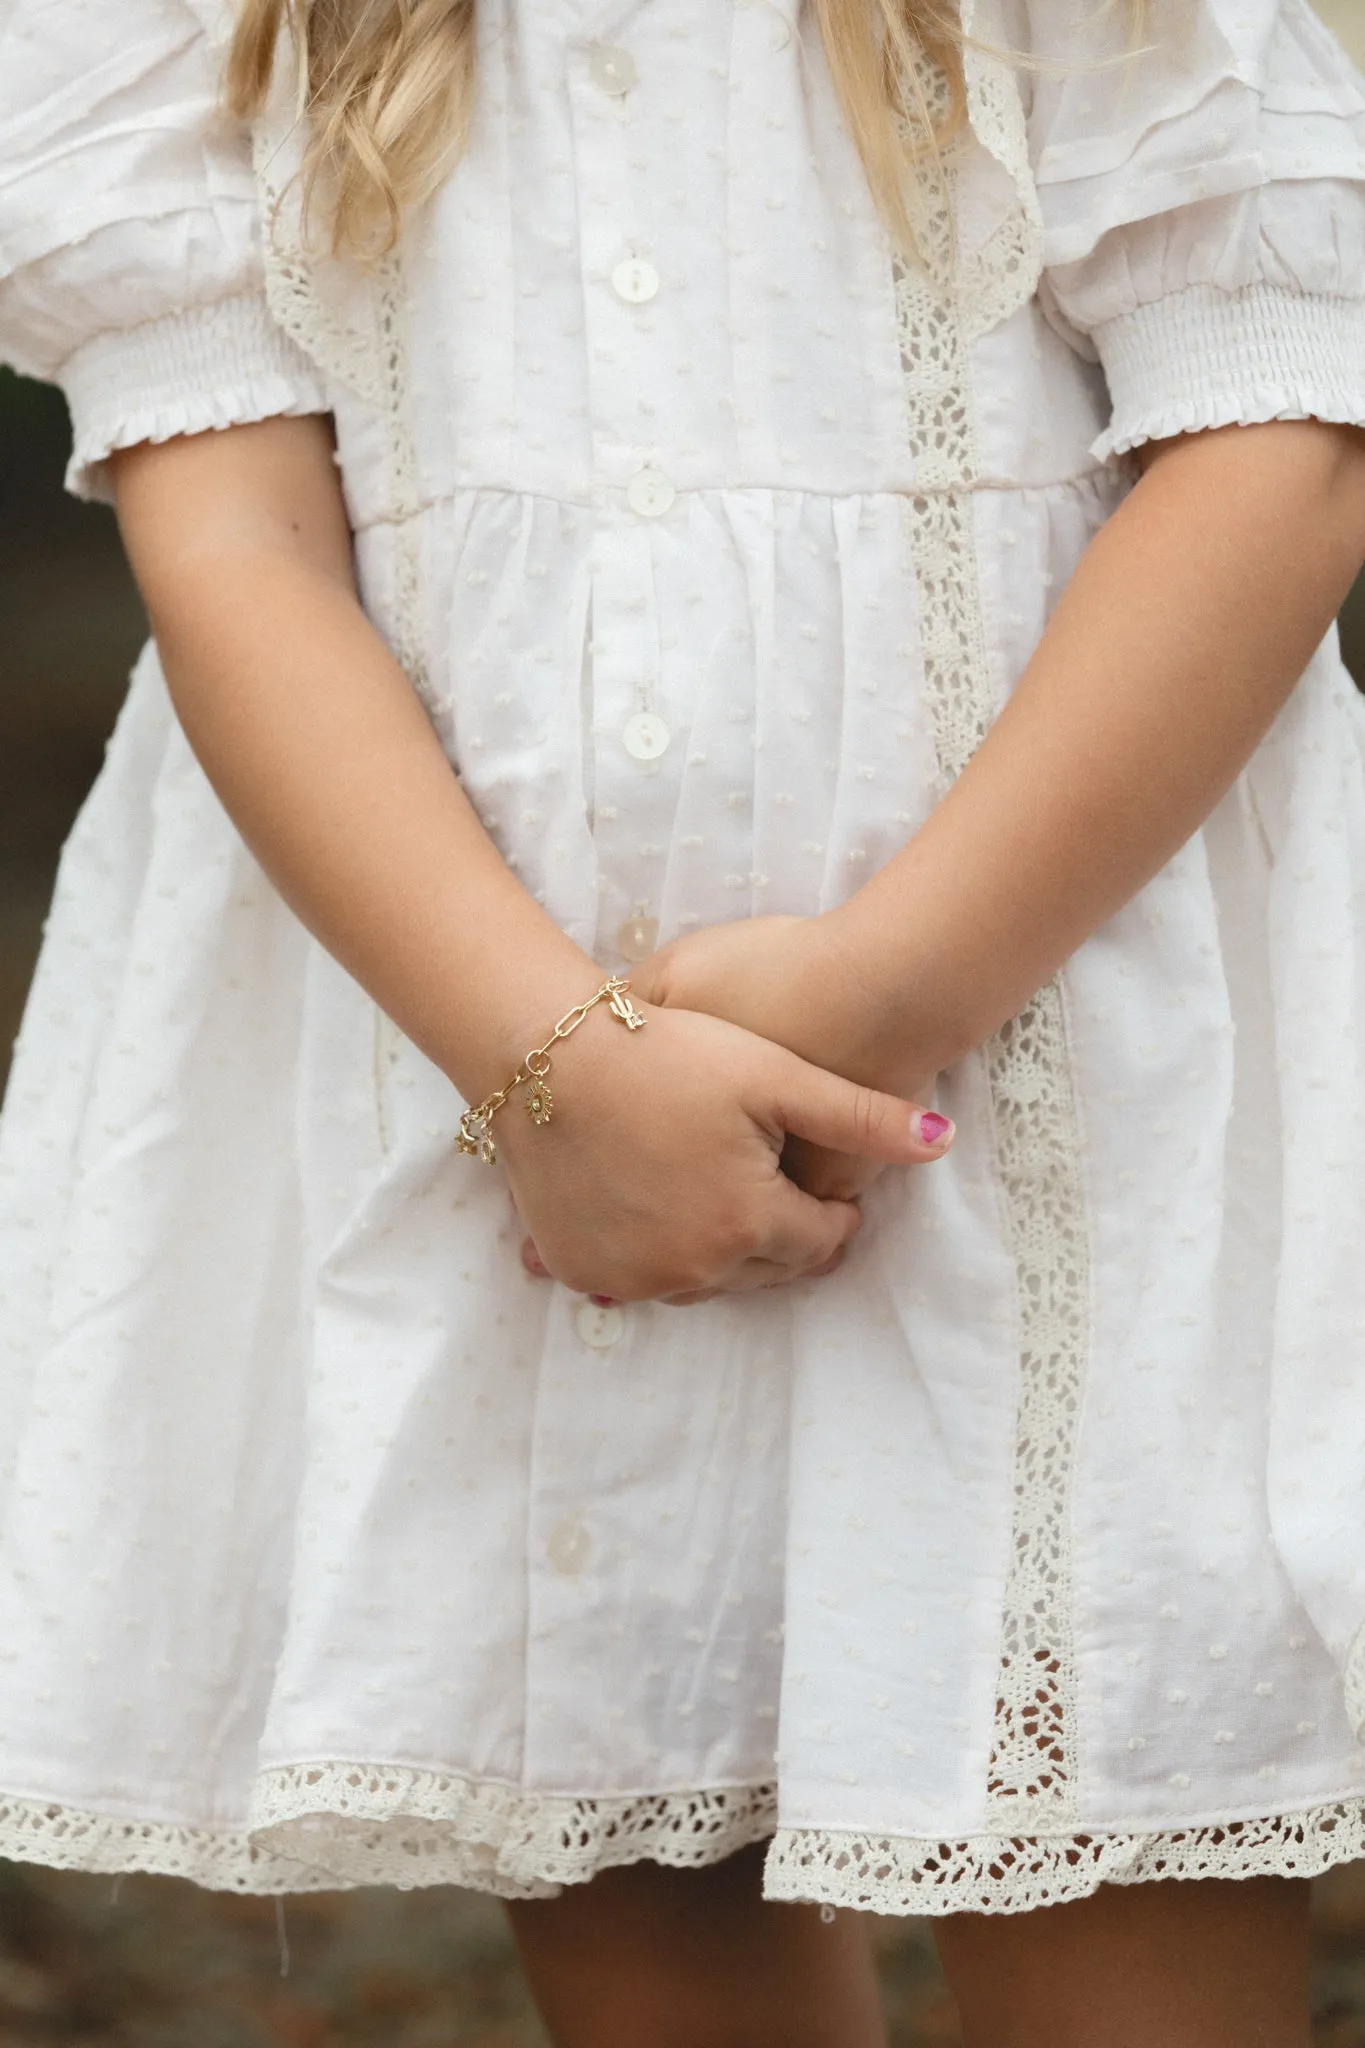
[110, 417, 952, 1299]
[638, 420, 1365, 1152]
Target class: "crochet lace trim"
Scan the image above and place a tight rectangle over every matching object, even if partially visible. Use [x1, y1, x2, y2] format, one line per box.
[765, 1798, 1365, 1918]
[958, 1, 1046, 341]
[897, 1, 1043, 353]
[0, 1771, 778, 1898]
[980, 981, 1089, 1818]
[250, 95, 392, 418]
[898, 46, 1089, 1829]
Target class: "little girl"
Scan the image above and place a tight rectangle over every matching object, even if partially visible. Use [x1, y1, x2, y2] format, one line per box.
[3, 0, 1365, 2038]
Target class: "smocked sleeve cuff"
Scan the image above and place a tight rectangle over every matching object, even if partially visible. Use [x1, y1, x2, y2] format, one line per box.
[1091, 282, 1365, 464]
[60, 291, 330, 503]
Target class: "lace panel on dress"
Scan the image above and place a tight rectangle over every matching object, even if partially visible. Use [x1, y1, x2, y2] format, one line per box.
[894, 50, 1091, 1826]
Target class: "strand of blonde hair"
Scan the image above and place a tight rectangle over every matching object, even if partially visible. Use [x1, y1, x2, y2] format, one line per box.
[227, 0, 1142, 260]
[227, 0, 476, 256]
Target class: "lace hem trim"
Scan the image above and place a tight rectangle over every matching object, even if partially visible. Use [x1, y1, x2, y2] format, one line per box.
[0, 1770, 778, 1898]
[765, 1798, 1365, 1917]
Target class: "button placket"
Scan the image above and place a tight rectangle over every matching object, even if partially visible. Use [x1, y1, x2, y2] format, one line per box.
[573, 53, 670, 497]
[586, 519, 679, 957]
[570, 33, 682, 960]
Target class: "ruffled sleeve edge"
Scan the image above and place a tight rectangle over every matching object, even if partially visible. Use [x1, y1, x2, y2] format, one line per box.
[1091, 280, 1365, 462]
[61, 290, 331, 503]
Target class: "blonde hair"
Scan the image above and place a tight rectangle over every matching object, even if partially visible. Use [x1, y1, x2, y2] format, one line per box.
[228, 0, 476, 255]
[226, 1, 1133, 259]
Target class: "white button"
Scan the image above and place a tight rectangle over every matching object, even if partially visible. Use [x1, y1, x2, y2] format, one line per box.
[575, 1298, 625, 1349]
[615, 912, 659, 961]
[612, 257, 660, 305]
[626, 468, 675, 517]
[622, 713, 671, 762]
[546, 1518, 592, 1576]
[590, 44, 637, 96]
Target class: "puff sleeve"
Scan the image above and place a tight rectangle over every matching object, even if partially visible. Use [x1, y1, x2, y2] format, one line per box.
[0, 0, 327, 500]
[1025, 0, 1365, 460]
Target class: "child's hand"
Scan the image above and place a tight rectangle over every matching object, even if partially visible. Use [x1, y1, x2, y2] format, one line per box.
[629, 916, 946, 1201]
[500, 1002, 949, 1304]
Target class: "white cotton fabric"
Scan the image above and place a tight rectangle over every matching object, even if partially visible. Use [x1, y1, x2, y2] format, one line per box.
[2, 0, 1365, 1913]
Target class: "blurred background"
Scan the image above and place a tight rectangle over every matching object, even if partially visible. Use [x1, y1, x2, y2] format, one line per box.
[3, 3, 1365, 2033]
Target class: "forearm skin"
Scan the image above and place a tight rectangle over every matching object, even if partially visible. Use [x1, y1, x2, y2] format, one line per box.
[832, 420, 1365, 1076]
[114, 416, 1365, 1111]
[111, 415, 595, 1100]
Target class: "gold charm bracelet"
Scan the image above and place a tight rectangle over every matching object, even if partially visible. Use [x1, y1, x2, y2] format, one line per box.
[455, 977, 646, 1166]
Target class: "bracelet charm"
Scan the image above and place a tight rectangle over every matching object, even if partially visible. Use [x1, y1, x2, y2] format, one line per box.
[524, 1049, 554, 1127]
[456, 977, 645, 1166]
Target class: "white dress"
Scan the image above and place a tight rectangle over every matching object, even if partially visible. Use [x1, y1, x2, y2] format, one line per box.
[2, 0, 1365, 1916]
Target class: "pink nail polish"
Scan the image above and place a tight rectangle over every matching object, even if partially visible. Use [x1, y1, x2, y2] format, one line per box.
[589, 1292, 615, 1307]
[915, 1111, 954, 1148]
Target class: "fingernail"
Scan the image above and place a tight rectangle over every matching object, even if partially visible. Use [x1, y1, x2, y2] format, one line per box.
[589, 1292, 615, 1307]
[914, 1110, 954, 1148]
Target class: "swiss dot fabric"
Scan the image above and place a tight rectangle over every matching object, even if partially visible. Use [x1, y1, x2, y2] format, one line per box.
[2, 0, 1365, 1912]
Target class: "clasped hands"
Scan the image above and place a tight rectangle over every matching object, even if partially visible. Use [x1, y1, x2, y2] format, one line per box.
[506, 911, 955, 1306]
